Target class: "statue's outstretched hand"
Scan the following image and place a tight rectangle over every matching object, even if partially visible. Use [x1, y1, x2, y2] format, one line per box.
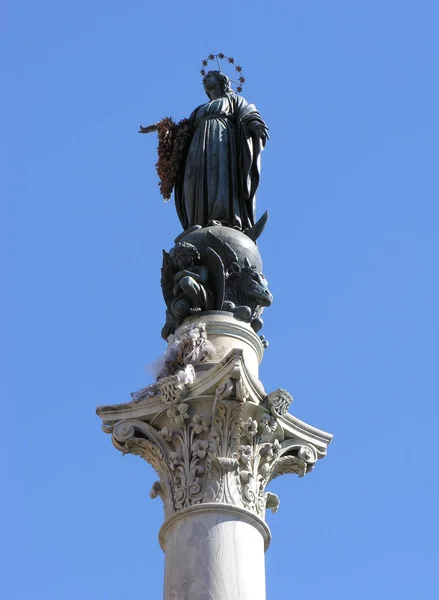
[139, 123, 159, 134]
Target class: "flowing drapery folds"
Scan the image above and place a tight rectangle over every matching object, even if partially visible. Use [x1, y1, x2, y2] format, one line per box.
[155, 94, 267, 231]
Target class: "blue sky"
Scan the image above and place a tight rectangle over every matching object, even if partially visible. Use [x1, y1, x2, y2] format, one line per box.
[3, 1, 439, 598]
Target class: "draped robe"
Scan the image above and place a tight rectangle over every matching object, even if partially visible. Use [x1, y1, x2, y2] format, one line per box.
[174, 94, 267, 231]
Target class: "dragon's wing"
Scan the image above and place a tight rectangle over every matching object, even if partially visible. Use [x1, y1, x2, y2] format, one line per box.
[205, 247, 225, 310]
[161, 250, 175, 306]
[206, 231, 238, 269]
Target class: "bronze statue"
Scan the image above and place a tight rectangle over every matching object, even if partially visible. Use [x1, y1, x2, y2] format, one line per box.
[140, 55, 273, 339]
[140, 67, 269, 232]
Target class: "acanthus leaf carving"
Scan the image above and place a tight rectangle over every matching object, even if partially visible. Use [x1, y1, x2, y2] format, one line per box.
[202, 376, 246, 506]
[101, 353, 330, 522]
[265, 492, 280, 514]
[267, 455, 308, 481]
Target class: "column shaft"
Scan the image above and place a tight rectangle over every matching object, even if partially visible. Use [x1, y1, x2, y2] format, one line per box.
[160, 504, 269, 600]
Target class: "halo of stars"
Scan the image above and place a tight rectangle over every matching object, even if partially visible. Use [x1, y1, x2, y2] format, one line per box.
[200, 53, 246, 93]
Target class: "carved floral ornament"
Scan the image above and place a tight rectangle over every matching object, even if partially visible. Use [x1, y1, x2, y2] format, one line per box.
[98, 323, 331, 525]
[105, 368, 322, 521]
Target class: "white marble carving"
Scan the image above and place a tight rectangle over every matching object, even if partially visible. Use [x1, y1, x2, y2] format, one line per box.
[160, 504, 269, 600]
[98, 315, 332, 522]
[97, 314, 332, 599]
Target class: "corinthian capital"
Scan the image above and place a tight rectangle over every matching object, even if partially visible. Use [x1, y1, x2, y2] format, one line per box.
[98, 335, 332, 522]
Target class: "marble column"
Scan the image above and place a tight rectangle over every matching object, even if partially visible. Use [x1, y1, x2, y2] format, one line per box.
[97, 313, 332, 600]
[161, 504, 269, 600]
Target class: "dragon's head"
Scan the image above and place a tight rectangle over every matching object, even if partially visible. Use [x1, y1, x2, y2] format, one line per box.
[227, 258, 273, 308]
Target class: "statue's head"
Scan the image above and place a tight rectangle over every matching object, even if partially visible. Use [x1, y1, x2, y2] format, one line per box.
[203, 70, 233, 99]
[172, 242, 200, 269]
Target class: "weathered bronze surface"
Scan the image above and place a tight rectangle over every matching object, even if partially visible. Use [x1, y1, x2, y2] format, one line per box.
[140, 69, 272, 338]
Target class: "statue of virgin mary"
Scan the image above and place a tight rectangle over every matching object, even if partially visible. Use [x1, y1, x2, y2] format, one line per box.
[142, 70, 269, 232]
